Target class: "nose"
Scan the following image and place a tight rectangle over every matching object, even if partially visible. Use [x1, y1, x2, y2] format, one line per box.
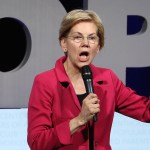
[81, 38, 90, 48]
[82, 37, 89, 44]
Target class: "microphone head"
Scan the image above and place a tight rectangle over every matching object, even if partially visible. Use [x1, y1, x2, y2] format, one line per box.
[81, 65, 92, 80]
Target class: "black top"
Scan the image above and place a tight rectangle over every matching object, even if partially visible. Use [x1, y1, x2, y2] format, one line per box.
[77, 93, 88, 106]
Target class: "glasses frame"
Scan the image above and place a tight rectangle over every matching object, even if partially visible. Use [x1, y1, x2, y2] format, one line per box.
[67, 33, 99, 44]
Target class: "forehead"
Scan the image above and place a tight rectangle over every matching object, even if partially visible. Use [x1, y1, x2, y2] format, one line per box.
[70, 21, 97, 34]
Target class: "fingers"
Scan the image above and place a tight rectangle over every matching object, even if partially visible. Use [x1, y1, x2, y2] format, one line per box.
[82, 93, 100, 115]
[83, 93, 100, 106]
[78, 93, 100, 124]
[88, 103, 100, 116]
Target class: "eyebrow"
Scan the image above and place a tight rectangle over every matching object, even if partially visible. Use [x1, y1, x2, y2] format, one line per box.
[71, 32, 97, 36]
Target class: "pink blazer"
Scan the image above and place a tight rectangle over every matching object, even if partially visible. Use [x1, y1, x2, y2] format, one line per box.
[27, 56, 150, 150]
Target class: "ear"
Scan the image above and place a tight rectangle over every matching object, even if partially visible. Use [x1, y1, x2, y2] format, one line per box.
[96, 44, 101, 54]
[60, 38, 67, 53]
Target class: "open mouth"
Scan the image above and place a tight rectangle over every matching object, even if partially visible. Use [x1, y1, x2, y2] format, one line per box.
[79, 51, 89, 57]
[79, 51, 89, 61]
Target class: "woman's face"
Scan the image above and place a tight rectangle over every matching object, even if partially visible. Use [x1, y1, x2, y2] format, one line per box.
[61, 21, 100, 69]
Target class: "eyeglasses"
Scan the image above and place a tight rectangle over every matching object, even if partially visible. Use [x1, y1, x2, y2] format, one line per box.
[67, 33, 99, 44]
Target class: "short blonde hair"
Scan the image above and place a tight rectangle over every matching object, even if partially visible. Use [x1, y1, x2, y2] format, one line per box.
[59, 9, 104, 49]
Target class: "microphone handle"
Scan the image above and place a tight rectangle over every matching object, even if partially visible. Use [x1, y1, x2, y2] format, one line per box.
[84, 79, 97, 122]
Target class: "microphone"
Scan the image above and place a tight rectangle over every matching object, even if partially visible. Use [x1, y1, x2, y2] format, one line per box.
[81, 65, 97, 122]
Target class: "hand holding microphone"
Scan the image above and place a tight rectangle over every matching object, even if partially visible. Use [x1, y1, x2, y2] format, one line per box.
[81, 65, 100, 122]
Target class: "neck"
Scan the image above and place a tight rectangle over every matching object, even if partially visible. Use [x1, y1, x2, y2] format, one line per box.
[63, 61, 86, 94]
[64, 61, 81, 81]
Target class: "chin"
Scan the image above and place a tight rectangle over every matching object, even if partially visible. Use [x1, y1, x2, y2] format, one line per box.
[79, 62, 91, 68]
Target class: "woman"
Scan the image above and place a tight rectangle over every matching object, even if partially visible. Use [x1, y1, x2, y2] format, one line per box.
[27, 9, 150, 150]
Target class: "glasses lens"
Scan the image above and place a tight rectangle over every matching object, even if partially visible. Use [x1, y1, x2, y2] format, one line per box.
[68, 33, 98, 44]
[88, 36, 98, 44]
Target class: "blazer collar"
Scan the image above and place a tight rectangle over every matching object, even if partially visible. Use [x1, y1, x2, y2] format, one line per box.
[90, 64, 105, 85]
[55, 56, 70, 87]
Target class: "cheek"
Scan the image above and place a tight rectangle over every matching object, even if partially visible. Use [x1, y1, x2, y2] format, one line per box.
[68, 44, 79, 53]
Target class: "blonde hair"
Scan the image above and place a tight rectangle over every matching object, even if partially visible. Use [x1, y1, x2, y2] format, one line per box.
[59, 9, 104, 49]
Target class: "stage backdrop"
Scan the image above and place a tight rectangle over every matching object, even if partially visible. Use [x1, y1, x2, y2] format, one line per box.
[0, 0, 149, 149]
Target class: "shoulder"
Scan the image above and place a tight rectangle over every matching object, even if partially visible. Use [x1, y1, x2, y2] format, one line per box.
[33, 68, 57, 87]
[90, 64, 120, 82]
[91, 64, 115, 76]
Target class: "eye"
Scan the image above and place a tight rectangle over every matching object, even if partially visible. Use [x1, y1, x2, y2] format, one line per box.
[88, 36, 97, 40]
[74, 36, 82, 40]
[73, 35, 83, 42]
